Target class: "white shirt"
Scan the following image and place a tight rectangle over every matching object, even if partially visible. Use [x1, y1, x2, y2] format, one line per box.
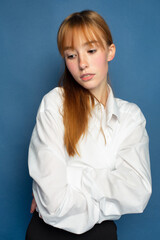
[28, 85, 152, 234]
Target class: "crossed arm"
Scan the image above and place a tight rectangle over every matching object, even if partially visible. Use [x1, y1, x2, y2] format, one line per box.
[28, 96, 151, 233]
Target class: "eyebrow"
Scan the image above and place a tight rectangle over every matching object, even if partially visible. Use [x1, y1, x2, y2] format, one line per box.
[83, 40, 98, 46]
[64, 40, 98, 51]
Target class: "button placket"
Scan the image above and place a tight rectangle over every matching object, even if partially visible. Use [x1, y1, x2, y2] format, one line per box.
[99, 105, 107, 145]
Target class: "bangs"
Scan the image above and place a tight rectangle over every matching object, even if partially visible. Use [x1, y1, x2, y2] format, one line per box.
[58, 23, 106, 57]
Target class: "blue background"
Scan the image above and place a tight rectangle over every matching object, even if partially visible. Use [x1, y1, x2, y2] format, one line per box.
[0, 0, 160, 239]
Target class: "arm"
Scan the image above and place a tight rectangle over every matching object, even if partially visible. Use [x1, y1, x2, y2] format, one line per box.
[28, 96, 99, 234]
[80, 106, 152, 220]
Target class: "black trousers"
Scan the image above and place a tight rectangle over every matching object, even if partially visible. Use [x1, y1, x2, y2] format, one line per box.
[25, 211, 118, 240]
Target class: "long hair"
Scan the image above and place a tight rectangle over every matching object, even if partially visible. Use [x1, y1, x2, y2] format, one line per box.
[57, 10, 113, 156]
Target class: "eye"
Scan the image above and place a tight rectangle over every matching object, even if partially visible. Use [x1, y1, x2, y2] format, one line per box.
[87, 49, 97, 54]
[67, 55, 75, 59]
[65, 54, 77, 59]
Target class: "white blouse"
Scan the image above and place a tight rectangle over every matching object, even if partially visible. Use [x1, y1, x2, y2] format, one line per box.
[28, 85, 152, 234]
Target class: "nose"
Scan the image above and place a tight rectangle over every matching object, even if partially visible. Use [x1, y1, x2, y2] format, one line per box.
[78, 54, 88, 70]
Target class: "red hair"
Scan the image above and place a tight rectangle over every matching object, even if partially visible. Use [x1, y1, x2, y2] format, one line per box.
[57, 10, 113, 156]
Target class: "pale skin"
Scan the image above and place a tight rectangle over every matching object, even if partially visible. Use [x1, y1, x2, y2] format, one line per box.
[30, 31, 116, 214]
[64, 36, 116, 106]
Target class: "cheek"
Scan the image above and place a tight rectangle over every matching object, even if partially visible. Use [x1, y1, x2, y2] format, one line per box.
[93, 53, 108, 72]
[66, 61, 77, 76]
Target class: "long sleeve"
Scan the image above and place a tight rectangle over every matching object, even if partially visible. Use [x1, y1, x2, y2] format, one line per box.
[28, 94, 99, 234]
[28, 87, 152, 233]
[80, 104, 152, 221]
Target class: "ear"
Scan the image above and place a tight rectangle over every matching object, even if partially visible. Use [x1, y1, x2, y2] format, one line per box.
[107, 44, 116, 62]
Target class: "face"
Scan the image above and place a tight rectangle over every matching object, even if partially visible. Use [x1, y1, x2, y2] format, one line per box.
[63, 29, 115, 99]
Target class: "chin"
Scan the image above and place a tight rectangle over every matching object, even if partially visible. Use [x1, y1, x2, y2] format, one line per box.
[79, 80, 96, 88]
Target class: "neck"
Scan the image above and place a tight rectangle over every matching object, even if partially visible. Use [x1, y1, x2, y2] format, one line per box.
[90, 82, 109, 107]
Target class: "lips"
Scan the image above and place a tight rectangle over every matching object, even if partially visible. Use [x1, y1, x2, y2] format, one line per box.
[80, 73, 95, 81]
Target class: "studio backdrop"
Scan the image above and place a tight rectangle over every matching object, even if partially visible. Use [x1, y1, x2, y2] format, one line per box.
[0, 0, 160, 239]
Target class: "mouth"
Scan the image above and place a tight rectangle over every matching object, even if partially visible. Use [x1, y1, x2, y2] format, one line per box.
[80, 73, 95, 81]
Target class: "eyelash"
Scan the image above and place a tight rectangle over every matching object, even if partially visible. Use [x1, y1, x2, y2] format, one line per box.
[88, 49, 97, 54]
[67, 54, 76, 59]
[66, 49, 97, 59]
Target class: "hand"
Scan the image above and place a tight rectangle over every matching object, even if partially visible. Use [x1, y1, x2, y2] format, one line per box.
[30, 193, 37, 213]
[30, 193, 43, 219]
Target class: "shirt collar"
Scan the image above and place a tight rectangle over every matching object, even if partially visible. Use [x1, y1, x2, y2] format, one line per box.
[105, 84, 120, 122]
[94, 84, 120, 120]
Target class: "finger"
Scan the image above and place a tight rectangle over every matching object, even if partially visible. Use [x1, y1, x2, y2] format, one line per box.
[30, 198, 37, 213]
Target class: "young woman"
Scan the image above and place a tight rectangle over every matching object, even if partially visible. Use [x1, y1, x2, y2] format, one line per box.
[25, 10, 152, 240]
